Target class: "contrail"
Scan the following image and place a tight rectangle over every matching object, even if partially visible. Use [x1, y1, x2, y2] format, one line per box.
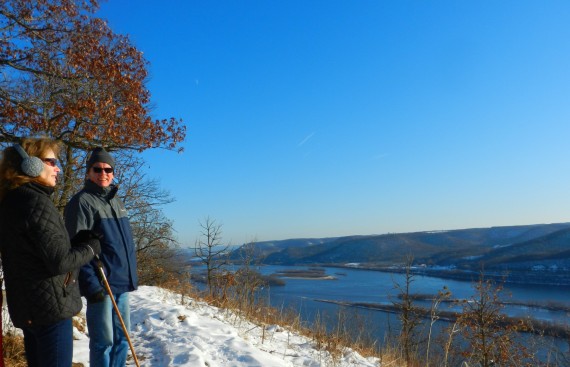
[298, 132, 316, 147]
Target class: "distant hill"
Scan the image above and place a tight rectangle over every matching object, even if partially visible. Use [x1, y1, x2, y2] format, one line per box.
[460, 227, 570, 269]
[228, 223, 570, 284]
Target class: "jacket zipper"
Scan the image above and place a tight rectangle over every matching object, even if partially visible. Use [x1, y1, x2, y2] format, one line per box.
[63, 272, 72, 297]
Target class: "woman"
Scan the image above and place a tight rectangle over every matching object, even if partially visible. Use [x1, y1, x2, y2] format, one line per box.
[0, 137, 101, 367]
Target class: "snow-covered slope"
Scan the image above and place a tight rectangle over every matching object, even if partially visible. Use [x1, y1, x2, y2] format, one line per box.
[71, 286, 381, 367]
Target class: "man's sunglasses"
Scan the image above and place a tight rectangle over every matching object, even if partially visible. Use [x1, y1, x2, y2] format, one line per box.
[42, 158, 58, 167]
[92, 167, 114, 174]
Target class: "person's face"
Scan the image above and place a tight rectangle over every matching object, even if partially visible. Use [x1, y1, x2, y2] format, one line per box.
[36, 149, 60, 187]
[87, 162, 114, 188]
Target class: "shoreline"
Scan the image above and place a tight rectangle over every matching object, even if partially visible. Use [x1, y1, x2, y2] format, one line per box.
[315, 298, 570, 339]
[325, 264, 570, 287]
[277, 275, 337, 280]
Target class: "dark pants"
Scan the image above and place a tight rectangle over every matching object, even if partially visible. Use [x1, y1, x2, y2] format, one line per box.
[22, 318, 73, 367]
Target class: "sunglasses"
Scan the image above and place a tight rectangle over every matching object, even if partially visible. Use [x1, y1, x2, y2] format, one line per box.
[42, 158, 58, 167]
[92, 167, 114, 174]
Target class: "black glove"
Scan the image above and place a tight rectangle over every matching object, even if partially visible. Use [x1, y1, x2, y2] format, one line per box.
[71, 230, 101, 256]
[71, 229, 102, 245]
[85, 238, 101, 256]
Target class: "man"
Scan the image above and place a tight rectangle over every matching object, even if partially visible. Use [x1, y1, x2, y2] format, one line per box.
[65, 147, 138, 367]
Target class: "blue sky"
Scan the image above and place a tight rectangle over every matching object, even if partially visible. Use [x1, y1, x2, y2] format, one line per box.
[99, 1, 570, 246]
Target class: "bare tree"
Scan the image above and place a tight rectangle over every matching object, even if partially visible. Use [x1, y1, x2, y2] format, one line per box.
[194, 217, 229, 296]
[233, 239, 265, 315]
[426, 286, 451, 367]
[117, 154, 182, 286]
[391, 255, 422, 365]
[456, 273, 535, 367]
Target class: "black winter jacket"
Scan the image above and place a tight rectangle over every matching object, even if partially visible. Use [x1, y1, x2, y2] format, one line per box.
[0, 182, 95, 328]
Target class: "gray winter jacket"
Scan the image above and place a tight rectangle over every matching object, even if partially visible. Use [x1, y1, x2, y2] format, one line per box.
[65, 180, 138, 298]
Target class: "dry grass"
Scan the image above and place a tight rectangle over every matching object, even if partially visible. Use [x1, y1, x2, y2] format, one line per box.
[72, 315, 86, 334]
[2, 332, 27, 367]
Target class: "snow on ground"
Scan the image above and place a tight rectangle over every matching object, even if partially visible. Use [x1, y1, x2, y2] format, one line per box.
[72, 285, 381, 367]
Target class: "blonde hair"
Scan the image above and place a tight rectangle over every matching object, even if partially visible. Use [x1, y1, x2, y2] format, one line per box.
[0, 137, 61, 201]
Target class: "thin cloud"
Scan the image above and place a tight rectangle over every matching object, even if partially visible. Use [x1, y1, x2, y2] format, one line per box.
[298, 132, 316, 147]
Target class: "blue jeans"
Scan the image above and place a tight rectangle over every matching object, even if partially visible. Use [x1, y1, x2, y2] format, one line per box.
[86, 292, 130, 367]
[22, 318, 73, 367]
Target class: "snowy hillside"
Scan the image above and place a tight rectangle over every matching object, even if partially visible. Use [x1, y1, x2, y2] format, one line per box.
[71, 286, 381, 367]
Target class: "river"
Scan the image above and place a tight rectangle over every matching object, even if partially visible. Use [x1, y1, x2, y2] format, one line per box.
[256, 265, 570, 321]
[191, 263, 570, 361]
[252, 265, 570, 360]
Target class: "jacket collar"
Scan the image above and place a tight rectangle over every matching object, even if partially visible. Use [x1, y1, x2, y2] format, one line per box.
[84, 179, 118, 199]
[27, 181, 55, 196]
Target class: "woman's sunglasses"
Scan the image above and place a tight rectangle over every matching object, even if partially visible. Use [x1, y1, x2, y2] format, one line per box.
[42, 158, 58, 167]
[92, 167, 114, 174]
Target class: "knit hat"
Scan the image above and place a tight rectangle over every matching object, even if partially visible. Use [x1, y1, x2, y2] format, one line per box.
[87, 147, 115, 170]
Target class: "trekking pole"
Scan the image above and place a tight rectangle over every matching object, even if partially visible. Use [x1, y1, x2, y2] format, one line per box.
[95, 256, 141, 367]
